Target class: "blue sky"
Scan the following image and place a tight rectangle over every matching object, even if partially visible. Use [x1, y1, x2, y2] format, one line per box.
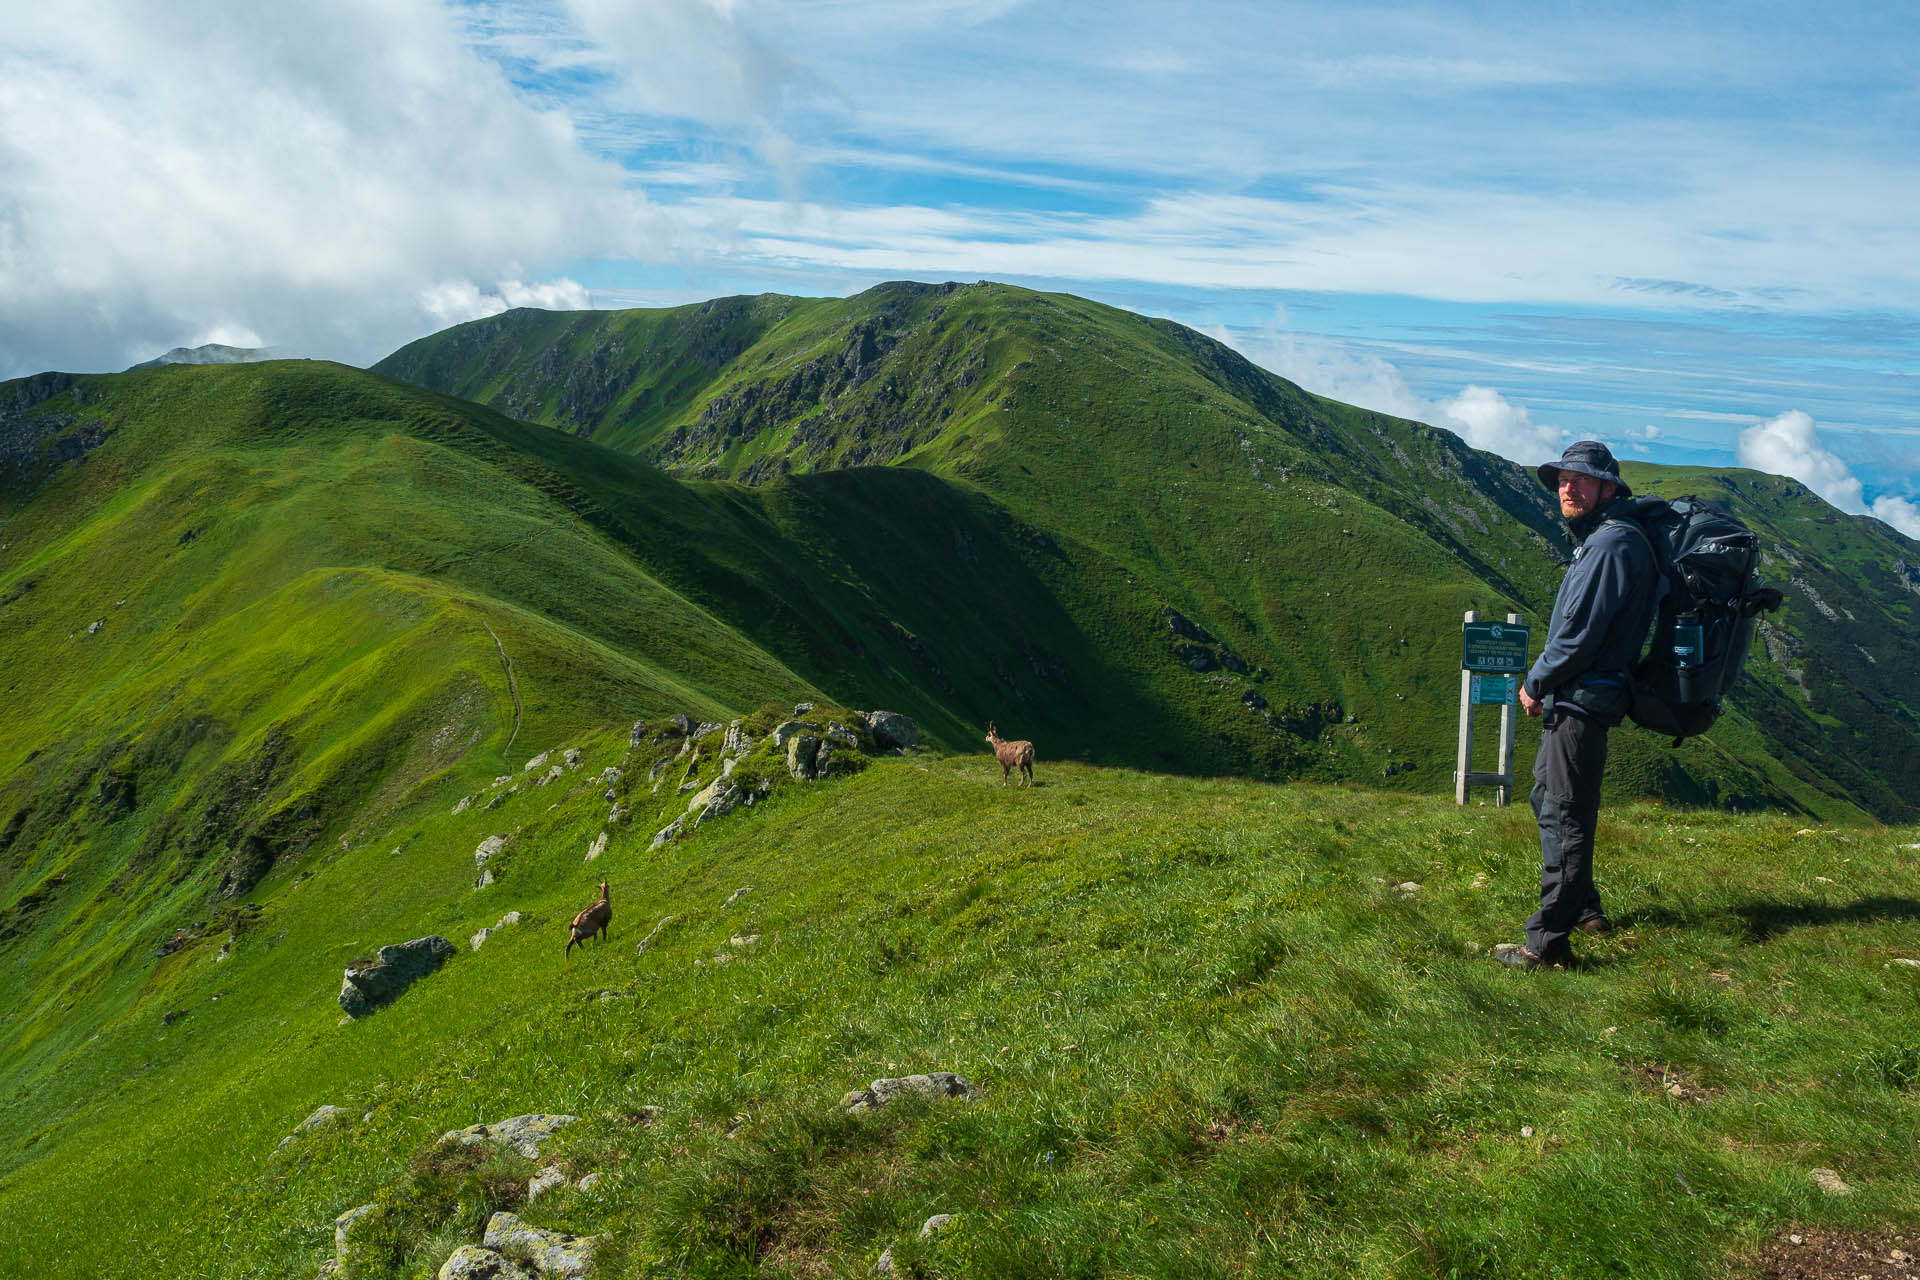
[3, 1, 1915, 529]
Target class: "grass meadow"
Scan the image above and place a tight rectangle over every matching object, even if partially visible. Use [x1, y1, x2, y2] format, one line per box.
[3, 746, 1915, 1278]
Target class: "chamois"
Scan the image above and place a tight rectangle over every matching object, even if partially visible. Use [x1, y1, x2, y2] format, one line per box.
[985, 722, 1035, 787]
[566, 881, 611, 958]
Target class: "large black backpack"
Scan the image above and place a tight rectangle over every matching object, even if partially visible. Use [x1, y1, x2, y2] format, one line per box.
[1609, 496, 1784, 743]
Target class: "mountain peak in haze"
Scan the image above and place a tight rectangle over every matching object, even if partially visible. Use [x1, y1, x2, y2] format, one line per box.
[127, 342, 291, 371]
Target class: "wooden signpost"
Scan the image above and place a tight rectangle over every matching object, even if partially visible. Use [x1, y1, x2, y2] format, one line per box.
[1455, 610, 1528, 805]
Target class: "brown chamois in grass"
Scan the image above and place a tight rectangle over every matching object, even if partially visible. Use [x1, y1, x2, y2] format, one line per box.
[985, 722, 1035, 787]
[566, 881, 611, 958]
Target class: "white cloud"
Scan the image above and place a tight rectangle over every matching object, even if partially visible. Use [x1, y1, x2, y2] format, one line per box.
[1434, 386, 1566, 466]
[1737, 410, 1865, 510]
[1871, 495, 1920, 539]
[421, 277, 594, 326]
[1207, 312, 1565, 466]
[1206, 312, 1428, 422]
[1738, 409, 1920, 538]
[0, 1, 661, 375]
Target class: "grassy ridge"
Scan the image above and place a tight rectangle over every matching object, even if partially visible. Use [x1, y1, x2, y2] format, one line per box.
[1, 747, 1914, 1277]
[375, 283, 1919, 823]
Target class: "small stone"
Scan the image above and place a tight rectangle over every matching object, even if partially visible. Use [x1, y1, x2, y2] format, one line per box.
[1469, 872, 1490, 890]
[576, 1172, 603, 1192]
[522, 752, 550, 773]
[528, 1167, 567, 1201]
[1814, 875, 1835, 884]
[635, 915, 675, 955]
[274, 1104, 347, 1152]
[537, 764, 564, 787]
[1392, 881, 1421, 894]
[649, 818, 682, 850]
[1520, 1125, 1534, 1138]
[452, 795, 472, 815]
[874, 1245, 897, 1275]
[918, 1214, 954, 1239]
[585, 832, 607, 862]
[843, 1072, 975, 1112]
[730, 934, 760, 947]
[475, 868, 495, 889]
[564, 748, 582, 767]
[1809, 1167, 1853, 1196]
[1888, 958, 1920, 969]
[474, 836, 508, 868]
[1789, 1234, 1805, 1245]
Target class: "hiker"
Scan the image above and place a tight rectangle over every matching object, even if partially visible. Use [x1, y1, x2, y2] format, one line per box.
[1497, 441, 1658, 971]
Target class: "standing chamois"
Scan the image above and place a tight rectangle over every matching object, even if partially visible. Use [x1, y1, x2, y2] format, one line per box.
[566, 881, 611, 958]
[985, 722, 1035, 787]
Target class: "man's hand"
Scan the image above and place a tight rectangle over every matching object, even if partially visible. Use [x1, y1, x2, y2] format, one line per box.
[1519, 686, 1542, 717]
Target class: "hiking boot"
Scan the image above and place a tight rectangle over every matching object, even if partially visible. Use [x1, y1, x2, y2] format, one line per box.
[1493, 942, 1568, 971]
[1575, 915, 1614, 937]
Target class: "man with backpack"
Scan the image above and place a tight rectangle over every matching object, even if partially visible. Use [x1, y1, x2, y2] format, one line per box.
[1497, 441, 1659, 971]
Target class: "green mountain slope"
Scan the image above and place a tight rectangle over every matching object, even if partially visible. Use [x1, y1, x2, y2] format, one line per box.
[0, 289, 1915, 1278]
[377, 282, 1917, 823]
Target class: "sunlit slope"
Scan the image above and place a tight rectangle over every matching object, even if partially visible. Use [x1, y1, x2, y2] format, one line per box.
[0, 362, 827, 1071]
[0, 751, 1915, 1280]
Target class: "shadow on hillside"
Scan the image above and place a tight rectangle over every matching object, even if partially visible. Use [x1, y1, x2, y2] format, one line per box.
[1624, 895, 1920, 943]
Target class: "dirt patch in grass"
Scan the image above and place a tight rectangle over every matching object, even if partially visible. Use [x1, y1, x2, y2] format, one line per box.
[1631, 1061, 1720, 1103]
[1752, 1228, 1920, 1279]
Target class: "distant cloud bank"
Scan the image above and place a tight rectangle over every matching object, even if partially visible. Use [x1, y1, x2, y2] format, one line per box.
[1738, 411, 1920, 538]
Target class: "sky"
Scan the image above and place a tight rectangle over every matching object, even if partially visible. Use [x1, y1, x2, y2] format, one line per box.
[2, 0, 1916, 534]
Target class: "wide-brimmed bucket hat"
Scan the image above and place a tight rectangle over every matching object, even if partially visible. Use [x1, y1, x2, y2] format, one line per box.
[1536, 440, 1630, 498]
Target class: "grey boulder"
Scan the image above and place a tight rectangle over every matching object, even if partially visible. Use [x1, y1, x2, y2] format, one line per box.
[482, 1211, 600, 1278]
[338, 937, 455, 1018]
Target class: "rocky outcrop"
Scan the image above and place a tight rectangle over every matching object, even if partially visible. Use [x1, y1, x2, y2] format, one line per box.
[440, 1113, 576, 1159]
[338, 937, 455, 1018]
[482, 1211, 600, 1278]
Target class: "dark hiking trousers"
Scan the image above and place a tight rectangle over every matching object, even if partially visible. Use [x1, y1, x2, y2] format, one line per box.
[1527, 704, 1609, 958]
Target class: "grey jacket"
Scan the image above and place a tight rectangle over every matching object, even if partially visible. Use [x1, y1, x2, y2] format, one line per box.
[1524, 502, 1658, 701]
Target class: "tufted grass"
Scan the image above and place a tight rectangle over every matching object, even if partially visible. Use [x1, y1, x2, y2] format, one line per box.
[1, 750, 1915, 1278]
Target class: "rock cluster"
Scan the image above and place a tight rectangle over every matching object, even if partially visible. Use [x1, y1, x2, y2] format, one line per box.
[644, 708, 915, 849]
[439, 1113, 576, 1159]
[338, 936, 455, 1018]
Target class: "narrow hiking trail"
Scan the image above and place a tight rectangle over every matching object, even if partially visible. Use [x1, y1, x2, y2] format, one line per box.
[482, 621, 522, 753]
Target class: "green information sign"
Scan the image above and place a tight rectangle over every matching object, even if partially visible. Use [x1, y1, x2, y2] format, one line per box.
[1470, 674, 1517, 705]
[1462, 620, 1529, 673]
